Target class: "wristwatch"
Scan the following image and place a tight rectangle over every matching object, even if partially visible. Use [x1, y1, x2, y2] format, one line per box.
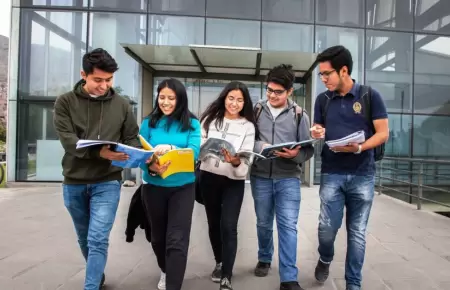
[354, 145, 362, 154]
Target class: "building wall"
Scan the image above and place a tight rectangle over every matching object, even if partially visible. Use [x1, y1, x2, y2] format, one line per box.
[7, 0, 450, 183]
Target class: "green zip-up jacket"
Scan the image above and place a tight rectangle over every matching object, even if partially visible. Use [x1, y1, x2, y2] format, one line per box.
[53, 80, 140, 184]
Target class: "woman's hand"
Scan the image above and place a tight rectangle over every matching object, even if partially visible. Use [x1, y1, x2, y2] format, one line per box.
[221, 149, 241, 167]
[153, 144, 173, 155]
[148, 159, 171, 176]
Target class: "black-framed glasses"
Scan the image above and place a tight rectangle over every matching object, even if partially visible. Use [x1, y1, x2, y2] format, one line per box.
[318, 69, 336, 79]
[266, 86, 286, 96]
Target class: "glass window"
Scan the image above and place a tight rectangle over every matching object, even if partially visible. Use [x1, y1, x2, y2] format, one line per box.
[206, 0, 261, 20]
[149, 0, 206, 16]
[18, 10, 87, 98]
[148, 15, 205, 46]
[365, 30, 413, 113]
[315, 26, 364, 92]
[90, 0, 147, 12]
[366, 0, 413, 30]
[414, 35, 450, 115]
[16, 102, 63, 181]
[206, 18, 260, 48]
[385, 113, 412, 157]
[89, 13, 146, 102]
[262, 22, 313, 52]
[262, 0, 313, 23]
[316, 0, 364, 27]
[415, 0, 450, 33]
[20, 0, 87, 7]
[413, 115, 450, 158]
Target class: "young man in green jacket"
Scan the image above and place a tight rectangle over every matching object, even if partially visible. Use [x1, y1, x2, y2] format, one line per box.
[53, 48, 140, 290]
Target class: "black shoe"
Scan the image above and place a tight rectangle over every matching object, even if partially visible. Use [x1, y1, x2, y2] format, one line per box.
[346, 285, 360, 290]
[254, 261, 271, 277]
[220, 277, 233, 290]
[280, 281, 304, 290]
[99, 274, 105, 289]
[314, 259, 330, 283]
[211, 263, 222, 283]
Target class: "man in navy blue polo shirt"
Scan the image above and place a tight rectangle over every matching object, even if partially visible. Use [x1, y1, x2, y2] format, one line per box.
[310, 45, 389, 290]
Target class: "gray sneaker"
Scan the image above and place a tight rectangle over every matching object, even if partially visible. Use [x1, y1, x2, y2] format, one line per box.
[211, 263, 222, 282]
[220, 277, 233, 290]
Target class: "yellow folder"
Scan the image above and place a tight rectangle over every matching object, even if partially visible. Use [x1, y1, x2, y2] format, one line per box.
[139, 134, 153, 150]
[157, 148, 195, 179]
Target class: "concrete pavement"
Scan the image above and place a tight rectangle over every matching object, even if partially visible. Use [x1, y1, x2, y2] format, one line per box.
[0, 185, 449, 290]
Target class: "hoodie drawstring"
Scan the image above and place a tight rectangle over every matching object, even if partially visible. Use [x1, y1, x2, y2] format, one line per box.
[98, 102, 104, 140]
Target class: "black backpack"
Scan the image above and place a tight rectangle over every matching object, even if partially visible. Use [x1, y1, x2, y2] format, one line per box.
[320, 85, 385, 161]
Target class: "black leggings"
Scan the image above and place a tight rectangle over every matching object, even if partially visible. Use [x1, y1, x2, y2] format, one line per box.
[141, 182, 195, 290]
[199, 170, 245, 278]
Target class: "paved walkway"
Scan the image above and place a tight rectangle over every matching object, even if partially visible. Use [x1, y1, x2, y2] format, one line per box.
[0, 185, 449, 290]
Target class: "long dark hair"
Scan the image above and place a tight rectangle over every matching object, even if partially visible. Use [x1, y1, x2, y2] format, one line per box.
[200, 81, 258, 138]
[148, 78, 197, 132]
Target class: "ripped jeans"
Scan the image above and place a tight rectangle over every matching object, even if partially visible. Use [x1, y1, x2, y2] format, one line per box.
[317, 173, 375, 288]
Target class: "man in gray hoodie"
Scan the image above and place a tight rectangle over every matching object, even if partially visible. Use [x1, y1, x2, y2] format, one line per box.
[250, 64, 314, 290]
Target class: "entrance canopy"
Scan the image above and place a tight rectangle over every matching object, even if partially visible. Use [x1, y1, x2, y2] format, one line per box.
[121, 44, 318, 84]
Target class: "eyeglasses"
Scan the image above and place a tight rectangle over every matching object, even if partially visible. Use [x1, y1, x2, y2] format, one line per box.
[266, 86, 286, 96]
[318, 69, 336, 79]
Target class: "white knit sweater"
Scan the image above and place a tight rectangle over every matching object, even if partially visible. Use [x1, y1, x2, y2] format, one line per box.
[200, 117, 256, 180]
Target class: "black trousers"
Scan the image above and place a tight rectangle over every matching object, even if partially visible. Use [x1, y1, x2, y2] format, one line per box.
[141, 182, 195, 290]
[199, 170, 245, 278]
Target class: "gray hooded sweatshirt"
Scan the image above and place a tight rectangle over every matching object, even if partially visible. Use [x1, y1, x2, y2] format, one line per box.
[251, 99, 314, 179]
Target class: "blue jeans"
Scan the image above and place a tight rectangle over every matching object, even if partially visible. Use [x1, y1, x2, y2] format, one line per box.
[250, 175, 301, 282]
[63, 180, 121, 290]
[318, 173, 375, 288]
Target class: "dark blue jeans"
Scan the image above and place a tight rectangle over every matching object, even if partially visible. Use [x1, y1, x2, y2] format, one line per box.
[250, 175, 301, 283]
[318, 173, 375, 288]
[63, 180, 121, 290]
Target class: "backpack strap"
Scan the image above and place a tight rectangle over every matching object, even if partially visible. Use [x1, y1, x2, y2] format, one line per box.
[254, 102, 263, 122]
[360, 85, 374, 134]
[320, 93, 332, 126]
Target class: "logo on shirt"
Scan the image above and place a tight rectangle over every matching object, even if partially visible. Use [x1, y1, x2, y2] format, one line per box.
[353, 102, 362, 114]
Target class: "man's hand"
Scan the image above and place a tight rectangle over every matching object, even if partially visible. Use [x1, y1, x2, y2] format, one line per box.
[99, 145, 129, 161]
[148, 159, 171, 175]
[329, 142, 360, 153]
[153, 144, 173, 155]
[310, 124, 325, 139]
[221, 149, 241, 166]
[275, 145, 301, 159]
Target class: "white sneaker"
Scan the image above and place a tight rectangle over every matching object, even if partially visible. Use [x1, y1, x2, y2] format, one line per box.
[157, 272, 166, 290]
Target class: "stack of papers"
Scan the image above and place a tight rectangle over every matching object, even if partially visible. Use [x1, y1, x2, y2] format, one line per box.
[325, 130, 365, 148]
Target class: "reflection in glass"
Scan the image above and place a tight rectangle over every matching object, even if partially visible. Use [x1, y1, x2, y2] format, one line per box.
[19, 10, 87, 98]
[150, 0, 206, 16]
[366, 0, 413, 30]
[21, 0, 87, 7]
[365, 30, 413, 112]
[89, 13, 146, 103]
[148, 15, 205, 46]
[90, 0, 146, 12]
[262, 22, 313, 52]
[316, 0, 364, 27]
[415, 0, 450, 33]
[413, 115, 450, 158]
[206, 18, 260, 48]
[414, 34, 450, 115]
[385, 113, 411, 157]
[262, 0, 313, 23]
[206, 0, 261, 20]
[16, 102, 63, 181]
[315, 26, 364, 90]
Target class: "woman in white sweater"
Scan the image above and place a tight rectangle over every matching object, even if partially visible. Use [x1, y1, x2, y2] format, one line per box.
[199, 81, 257, 290]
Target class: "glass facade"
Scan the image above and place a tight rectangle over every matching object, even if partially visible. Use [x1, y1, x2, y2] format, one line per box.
[11, 0, 450, 185]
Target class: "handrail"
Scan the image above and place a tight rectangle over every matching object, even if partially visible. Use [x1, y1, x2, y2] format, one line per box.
[377, 157, 450, 210]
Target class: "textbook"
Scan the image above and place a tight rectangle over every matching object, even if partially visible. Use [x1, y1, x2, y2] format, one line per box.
[76, 137, 154, 168]
[156, 148, 195, 179]
[325, 130, 365, 148]
[199, 137, 265, 164]
[260, 139, 318, 159]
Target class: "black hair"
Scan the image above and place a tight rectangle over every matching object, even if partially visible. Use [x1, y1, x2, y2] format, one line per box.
[266, 64, 295, 90]
[82, 48, 119, 75]
[148, 78, 197, 132]
[200, 81, 258, 139]
[316, 45, 353, 75]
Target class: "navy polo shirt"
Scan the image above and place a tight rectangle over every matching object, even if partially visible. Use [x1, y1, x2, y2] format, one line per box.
[314, 81, 388, 175]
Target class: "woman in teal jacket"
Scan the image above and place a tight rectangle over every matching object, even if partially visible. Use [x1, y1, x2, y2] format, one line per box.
[139, 78, 200, 290]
